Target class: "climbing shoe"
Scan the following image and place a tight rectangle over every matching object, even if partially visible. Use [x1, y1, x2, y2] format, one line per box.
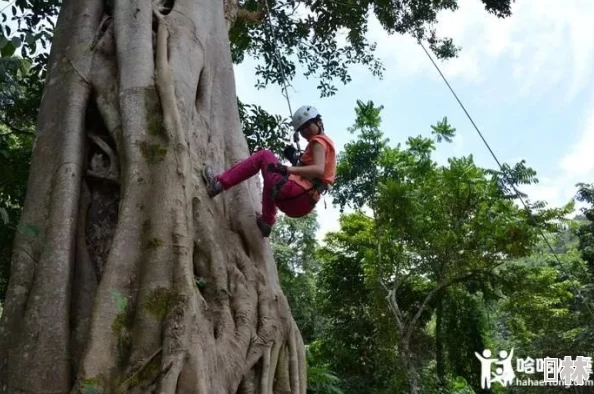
[202, 165, 223, 198]
[256, 216, 272, 238]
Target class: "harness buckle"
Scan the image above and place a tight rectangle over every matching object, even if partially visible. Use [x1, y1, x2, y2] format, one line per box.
[271, 175, 289, 201]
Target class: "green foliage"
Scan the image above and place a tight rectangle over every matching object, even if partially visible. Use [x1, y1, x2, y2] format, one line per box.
[442, 286, 490, 391]
[271, 213, 321, 343]
[575, 183, 594, 275]
[482, 226, 594, 393]
[431, 116, 456, 143]
[238, 99, 291, 156]
[306, 343, 344, 394]
[315, 213, 404, 393]
[450, 376, 477, 394]
[1, 0, 516, 162]
[230, 0, 514, 153]
[498, 264, 575, 344]
[0, 127, 33, 300]
[332, 101, 563, 285]
[0, 3, 49, 133]
[318, 100, 574, 393]
[332, 100, 388, 211]
[231, 0, 514, 97]
[0, 50, 38, 300]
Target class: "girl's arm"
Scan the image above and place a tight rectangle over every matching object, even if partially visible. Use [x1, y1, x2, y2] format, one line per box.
[287, 142, 325, 179]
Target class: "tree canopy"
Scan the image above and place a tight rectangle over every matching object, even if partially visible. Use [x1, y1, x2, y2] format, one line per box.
[0, 0, 515, 154]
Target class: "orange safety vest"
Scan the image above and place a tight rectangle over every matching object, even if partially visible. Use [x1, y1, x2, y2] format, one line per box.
[288, 134, 336, 201]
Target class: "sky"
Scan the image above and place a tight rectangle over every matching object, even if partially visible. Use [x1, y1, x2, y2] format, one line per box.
[234, 0, 594, 241]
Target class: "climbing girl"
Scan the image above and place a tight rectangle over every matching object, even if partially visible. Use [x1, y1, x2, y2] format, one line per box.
[202, 105, 336, 237]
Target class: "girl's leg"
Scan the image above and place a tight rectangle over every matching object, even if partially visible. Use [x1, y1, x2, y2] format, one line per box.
[216, 149, 279, 189]
[203, 149, 285, 229]
[257, 182, 317, 237]
[260, 178, 279, 227]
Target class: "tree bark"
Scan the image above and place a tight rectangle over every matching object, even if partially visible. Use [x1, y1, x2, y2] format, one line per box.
[385, 288, 420, 394]
[400, 339, 420, 394]
[435, 289, 446, 388]
[0, 0, 306, 393]
[386, 272, 479, 394]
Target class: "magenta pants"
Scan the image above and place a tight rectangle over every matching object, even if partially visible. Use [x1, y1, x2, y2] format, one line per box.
[216, 149, 314, 226]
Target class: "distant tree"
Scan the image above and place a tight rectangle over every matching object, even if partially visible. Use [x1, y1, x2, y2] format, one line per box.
[0, 56, 36, 301]
[576, 183, 594, 276]
[328, 100, 572, 393]
[270, 213, 322, 344]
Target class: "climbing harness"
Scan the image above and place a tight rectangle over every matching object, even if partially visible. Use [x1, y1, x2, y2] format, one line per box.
[270, 174, 329, 211]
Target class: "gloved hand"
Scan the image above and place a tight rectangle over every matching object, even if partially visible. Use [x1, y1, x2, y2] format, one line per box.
[267, 162, 288, 176]
[283, 145, 299, 165]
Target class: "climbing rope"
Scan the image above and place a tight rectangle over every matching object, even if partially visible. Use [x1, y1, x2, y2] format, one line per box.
[418, 39, 594, 319]
[262, 0, 301, 152]
[0, 0, 16, 14]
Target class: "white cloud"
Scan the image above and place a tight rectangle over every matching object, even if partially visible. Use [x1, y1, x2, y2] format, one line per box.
[519, 97, 594, 214]
[559, 108, 594, 179]
[366, 0, 594, 101]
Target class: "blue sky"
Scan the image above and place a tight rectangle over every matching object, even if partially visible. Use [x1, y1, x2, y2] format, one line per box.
[235, 0, 594, 240]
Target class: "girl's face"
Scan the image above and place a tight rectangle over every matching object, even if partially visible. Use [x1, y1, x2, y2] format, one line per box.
[299, 119, 319, 140]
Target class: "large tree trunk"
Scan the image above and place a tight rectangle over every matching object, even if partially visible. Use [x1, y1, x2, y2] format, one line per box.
[0, 0, 307, 393]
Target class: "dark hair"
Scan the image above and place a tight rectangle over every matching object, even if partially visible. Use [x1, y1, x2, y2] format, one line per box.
[315, 115, 324, 134]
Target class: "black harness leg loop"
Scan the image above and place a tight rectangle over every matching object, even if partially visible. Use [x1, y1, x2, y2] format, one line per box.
[271, 176, 330, 208]
[271, 175, 289, 201]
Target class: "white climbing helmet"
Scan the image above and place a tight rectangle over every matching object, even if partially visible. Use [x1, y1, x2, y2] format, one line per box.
[291, 105, 320, 132]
